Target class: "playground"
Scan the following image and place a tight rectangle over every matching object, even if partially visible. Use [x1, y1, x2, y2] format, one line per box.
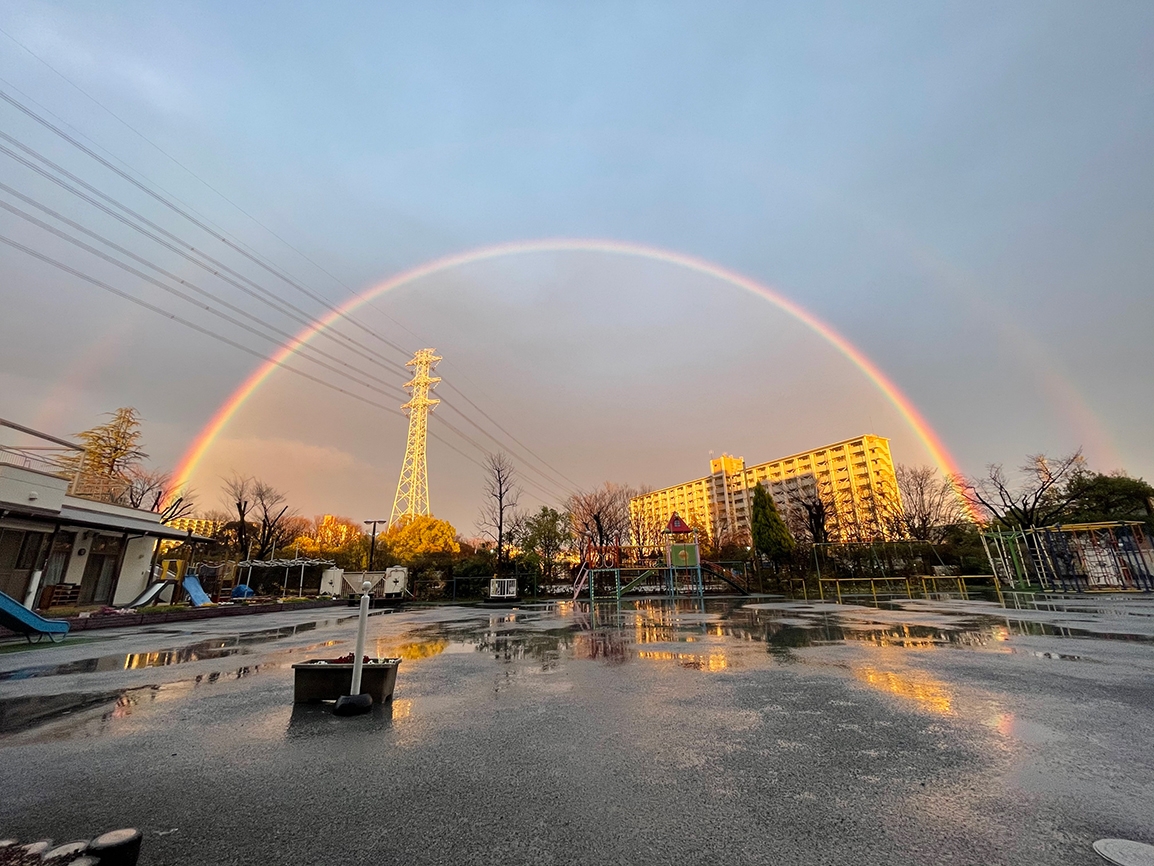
[1, 592, 1152, 865]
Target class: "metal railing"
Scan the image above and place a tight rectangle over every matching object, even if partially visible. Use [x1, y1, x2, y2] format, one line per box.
[0, 417, 113, 502]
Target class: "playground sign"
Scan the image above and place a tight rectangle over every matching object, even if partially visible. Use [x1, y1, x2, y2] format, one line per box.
[668, 543, 699, 568]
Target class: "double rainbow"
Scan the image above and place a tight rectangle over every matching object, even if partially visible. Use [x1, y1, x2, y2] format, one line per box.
[170, 238, 973, 515]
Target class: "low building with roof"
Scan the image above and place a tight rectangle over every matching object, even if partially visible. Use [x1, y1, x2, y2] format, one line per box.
[0, 417, 204, 610]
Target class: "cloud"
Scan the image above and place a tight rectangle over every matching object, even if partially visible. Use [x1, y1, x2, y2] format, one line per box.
[12, 12, 201, 120]
[195, 436, 370, 512]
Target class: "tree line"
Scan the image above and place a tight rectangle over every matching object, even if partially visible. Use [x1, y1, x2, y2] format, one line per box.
[66, 409, 1153, 586]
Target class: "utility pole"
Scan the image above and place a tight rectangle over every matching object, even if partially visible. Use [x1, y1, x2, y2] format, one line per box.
[389, 348, 441, 527]
[363, 519, 388, 571]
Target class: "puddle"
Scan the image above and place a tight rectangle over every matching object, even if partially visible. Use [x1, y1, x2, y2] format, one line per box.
[7, 596, 1154, 739]
[0, 617, 365, 682]
[377, 597, 1154, 676]
[0, 665, 270, 736]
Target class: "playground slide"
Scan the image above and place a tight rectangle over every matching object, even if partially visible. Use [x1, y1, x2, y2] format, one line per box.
[620, 569, 661, 595]
[126, 580, 175, 609]
[702, 562, 751, 595]
[571, 563, 589, 600]
[181, 575, 213, 607]
[0, 588, 69, 641]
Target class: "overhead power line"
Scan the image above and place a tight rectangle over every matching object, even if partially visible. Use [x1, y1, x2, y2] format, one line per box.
[0, 160, 572, 502]
[0, 25, 426, 343]
[0, 87, 418, 366]
[0, 132, 411, 381]
[0, 190, 404, 394]
[0, 232, 494, 476]
[1, 214, 568, 502]
[0, 85, 578, 502]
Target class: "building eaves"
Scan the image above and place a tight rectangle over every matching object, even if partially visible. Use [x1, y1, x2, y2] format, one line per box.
[2, 502, 212, 542]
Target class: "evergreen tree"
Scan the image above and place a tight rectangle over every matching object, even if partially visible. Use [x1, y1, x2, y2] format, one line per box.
[751, 483, 795, 571]
[69, 407, 147, 479]
[519, 506, 572, 581]
[62, 407, 148, 502]
[1062, 471, 1154, 531]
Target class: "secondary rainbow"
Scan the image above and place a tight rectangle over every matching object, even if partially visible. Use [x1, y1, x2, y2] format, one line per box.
[170, 238, 975, 516]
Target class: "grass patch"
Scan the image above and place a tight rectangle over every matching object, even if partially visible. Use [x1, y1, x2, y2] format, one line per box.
[131, 604, 194, 614]
[34, 605, 102, 619]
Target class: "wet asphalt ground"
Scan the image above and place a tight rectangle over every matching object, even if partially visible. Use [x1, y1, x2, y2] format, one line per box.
[1, 594, 1153, 865]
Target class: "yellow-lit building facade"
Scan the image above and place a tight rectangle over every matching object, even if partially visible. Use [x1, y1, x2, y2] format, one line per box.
[166, 517, 222, 537]
[629, 434, 901, 544]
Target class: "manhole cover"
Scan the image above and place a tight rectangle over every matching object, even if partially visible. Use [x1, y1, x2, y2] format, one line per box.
[1094, 839, 1154, 866]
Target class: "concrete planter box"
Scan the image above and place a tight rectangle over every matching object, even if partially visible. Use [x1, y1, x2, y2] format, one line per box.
[291, 659, 401, 703]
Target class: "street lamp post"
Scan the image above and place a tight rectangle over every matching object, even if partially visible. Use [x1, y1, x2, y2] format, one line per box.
[363, 519, 389, 572]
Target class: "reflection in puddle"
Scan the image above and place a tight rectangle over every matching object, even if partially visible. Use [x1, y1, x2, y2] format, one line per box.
[852, 665, 954, 715]
[637, 650, 730, 671]
[0, 664, 270, 737]
[987, 712, 1064, 743]
[9, 595, 1150, 740]
[284, 695, 412, 739]
[0, 622, 347, 682]
[415, 598, 1120, 676]
[373, 637, 449, 661]
[573, 631, 627, 664]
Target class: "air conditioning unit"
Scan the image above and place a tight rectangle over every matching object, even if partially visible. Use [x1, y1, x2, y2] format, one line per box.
[320, 568, 344, 596]
[384, 566, 408, 596]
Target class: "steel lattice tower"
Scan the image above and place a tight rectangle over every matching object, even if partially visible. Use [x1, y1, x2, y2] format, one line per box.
[389, 348, 442, 527]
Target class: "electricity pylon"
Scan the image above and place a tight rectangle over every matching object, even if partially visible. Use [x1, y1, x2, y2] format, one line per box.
[389, 348, 442, 527]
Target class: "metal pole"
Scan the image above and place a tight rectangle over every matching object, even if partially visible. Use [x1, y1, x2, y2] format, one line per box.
[364, 519, 387, 572]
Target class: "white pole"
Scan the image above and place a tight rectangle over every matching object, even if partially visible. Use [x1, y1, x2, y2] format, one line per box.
[350, 580, 371, 696]
[23, 569, 43, 609]
[295, 544, 303, 598]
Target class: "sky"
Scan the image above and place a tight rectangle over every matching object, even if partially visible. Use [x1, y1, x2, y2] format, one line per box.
[0, 1, 1151, 532]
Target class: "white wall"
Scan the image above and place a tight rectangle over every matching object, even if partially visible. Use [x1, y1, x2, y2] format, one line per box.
[0, 465, 69, 512]
[112, 536, 157, 606]
[62, 532, 91, 585]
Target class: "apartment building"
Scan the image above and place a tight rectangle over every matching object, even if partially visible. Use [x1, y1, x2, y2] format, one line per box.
[630, 434, 901, 544]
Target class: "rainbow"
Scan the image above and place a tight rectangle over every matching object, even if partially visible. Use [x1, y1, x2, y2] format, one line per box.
[169, 238, 977, 516]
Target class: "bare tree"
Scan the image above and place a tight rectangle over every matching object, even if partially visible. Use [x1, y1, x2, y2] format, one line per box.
[123, 466, 196, 522]
[252, 479, 295, 558]
[889, 464, 968, 542]
[788, 486, 830, 546]
[963, 450, 1084, 529]
[566, 483, 632, 565]
[625, 485, 665, 559]
[477, 452, 521, 573]
[222, 474, 254, 559]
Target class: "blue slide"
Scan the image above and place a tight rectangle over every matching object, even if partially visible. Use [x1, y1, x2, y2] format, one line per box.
[181, 575, 212, 607]
[0, 588, 69, 643]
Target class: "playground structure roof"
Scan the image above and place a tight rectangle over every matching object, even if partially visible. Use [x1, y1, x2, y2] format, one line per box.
[237, 558, 336, 568]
